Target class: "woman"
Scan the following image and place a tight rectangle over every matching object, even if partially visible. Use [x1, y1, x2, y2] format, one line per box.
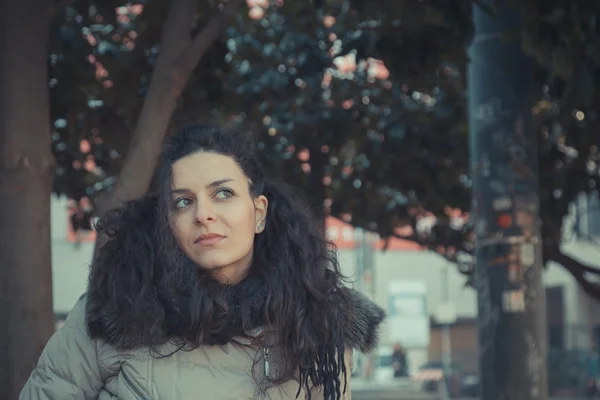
[20, 123, 385, 400]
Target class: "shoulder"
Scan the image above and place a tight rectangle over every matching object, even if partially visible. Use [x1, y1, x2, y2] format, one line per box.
[41, 294, 122, 375]
[59, 294, 103, 357]
[62, 293, 89, 332]
[65, 294, 107, 351]
[68, 294, 124, 365]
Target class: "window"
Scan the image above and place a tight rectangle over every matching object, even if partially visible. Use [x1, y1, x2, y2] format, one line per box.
[573, 192, 600, 239]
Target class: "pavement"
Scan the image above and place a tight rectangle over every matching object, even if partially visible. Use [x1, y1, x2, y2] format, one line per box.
[349, 378, 592, 400]
[351, 378, 440, 400]
[352, 389, 438, 400]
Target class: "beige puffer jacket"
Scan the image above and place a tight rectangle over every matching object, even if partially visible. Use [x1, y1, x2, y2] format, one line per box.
[20, 291, 384, 400]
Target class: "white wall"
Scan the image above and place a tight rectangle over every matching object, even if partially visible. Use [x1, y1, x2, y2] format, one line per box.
[51, 196, 93, 313]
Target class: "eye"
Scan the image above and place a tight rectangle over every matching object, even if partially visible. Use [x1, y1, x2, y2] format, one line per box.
[214, 188, 234, 199]
[174, 197, 192, 209]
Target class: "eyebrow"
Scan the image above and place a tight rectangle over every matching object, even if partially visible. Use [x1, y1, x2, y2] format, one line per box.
[171, 178, 235, 195]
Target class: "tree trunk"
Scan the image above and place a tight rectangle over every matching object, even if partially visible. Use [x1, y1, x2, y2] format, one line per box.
[0, 1, 55, 398]
[468, 3, 548, 399]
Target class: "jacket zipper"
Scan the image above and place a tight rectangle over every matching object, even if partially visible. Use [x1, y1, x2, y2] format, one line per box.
[257, 347, 270, 400]
[122, 369, 153, 400]
[263, 347, 270, 380]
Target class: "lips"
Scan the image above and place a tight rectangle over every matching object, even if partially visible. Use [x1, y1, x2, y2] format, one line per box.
[194, 233, 225, 246]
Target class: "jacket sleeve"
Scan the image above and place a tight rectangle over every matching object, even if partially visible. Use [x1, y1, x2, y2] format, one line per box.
[19, 295, 108, 400]
[308, 348, 353, 400]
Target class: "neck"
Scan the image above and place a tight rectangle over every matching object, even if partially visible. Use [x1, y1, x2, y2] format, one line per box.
[209, 258, 252, 284]
[211, 267, 249, 285]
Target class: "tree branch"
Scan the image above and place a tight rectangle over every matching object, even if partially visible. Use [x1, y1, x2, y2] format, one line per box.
[159, 0, 199, 62]
[546, 247, 600, 300]
[96, 106, 132, 161]
[546, 246, 600, 276]
[177, 0, 245, 73]
[54, 0, 77, 12]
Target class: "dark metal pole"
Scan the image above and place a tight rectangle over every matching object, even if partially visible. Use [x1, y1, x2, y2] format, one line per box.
[357, 227, 376, 378]
[468, 3, 548, 400]
[441, 265, 452, 396]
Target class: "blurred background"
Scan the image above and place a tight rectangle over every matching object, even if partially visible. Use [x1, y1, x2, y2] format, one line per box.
[3, 0, 600, 399]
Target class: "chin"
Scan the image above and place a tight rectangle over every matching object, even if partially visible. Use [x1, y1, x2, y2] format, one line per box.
[194, 257, 233, 271]
[195, 261, 224, 271]
[194, 255, 250, 282]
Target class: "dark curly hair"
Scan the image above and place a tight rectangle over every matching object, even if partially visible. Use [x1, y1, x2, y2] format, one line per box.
[88, 123, 353, 399]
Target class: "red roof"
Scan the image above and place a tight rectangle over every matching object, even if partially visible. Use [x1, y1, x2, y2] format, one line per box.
[326, 217, 421, 251]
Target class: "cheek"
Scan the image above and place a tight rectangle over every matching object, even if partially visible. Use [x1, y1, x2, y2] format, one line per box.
[235, 206, 257, 239]
[170, 216, 187, 245]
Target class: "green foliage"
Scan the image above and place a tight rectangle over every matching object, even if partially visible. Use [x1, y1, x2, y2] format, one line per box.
[224, 0, 471, 228]
[50, 0, 471, 228]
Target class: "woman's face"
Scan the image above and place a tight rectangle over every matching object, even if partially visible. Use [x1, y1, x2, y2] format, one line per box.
[169, 151, 268, 283]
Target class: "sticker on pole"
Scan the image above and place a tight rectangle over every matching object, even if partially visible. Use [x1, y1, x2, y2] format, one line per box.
[508, 264, 522, 283]
[520, 243, 535, 267]
[492, 196, 511, 211]
[502, 290, 525, 313]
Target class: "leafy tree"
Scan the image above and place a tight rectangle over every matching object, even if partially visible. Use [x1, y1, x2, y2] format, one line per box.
[223, 0, 471, 225]
[49, 0, 474, 262]
[50, 0, 473, 219]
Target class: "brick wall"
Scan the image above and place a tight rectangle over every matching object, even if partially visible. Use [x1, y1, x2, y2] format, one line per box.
[428, 319, 479, 373]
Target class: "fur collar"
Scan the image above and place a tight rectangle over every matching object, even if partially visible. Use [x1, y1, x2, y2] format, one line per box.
[342, 289, 386, 353]
[85, 287, 385, 353]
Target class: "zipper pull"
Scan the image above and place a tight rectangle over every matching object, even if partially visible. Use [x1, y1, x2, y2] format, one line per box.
[263, 347, 270, 378]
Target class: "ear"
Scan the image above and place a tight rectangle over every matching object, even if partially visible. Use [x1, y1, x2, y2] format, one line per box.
[254, 195, 269, 233]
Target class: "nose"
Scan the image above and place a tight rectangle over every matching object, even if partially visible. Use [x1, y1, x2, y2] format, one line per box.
[194, 201, 216, 225]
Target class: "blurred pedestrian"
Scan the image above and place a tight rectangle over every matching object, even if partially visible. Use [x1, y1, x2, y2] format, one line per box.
[20, 123, 385, 400]
[392, 342, 409, 377]
[69, 197, 94, 249]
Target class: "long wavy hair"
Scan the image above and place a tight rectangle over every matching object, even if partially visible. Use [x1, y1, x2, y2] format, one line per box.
[88, 123, 353, 399]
